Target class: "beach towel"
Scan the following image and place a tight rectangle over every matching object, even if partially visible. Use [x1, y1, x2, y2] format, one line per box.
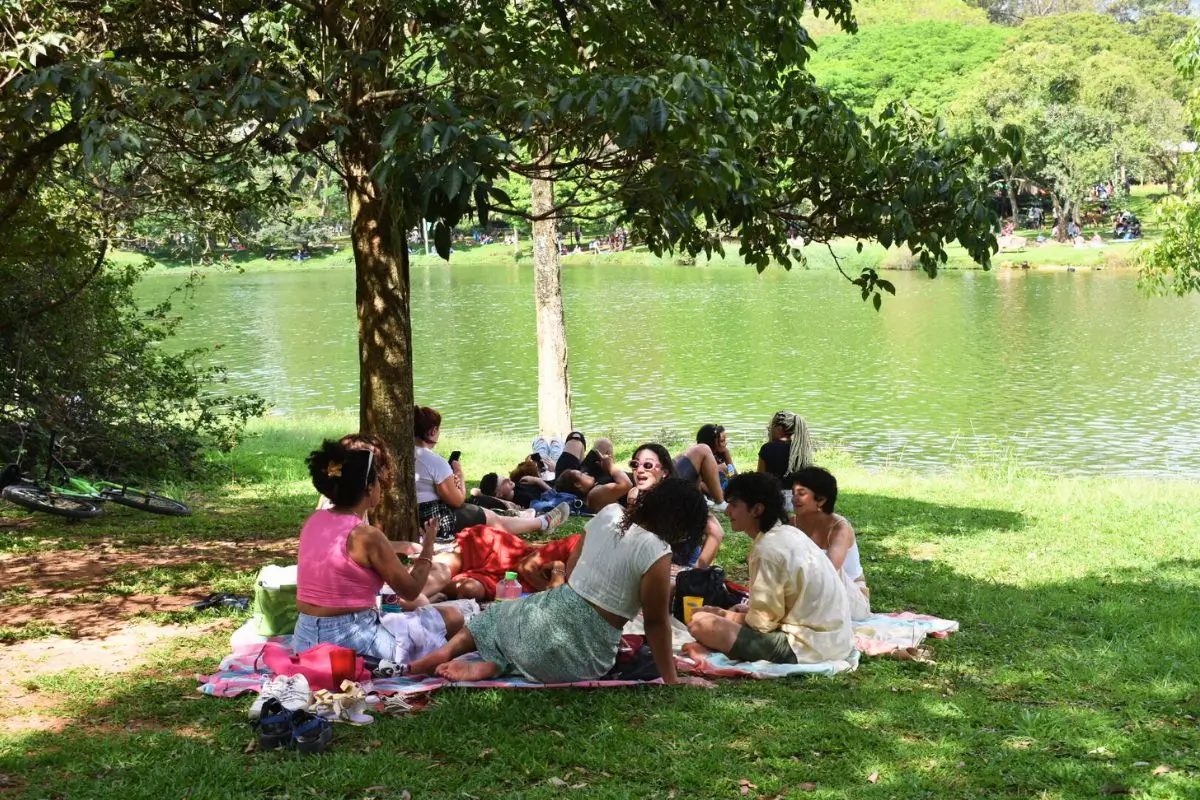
[198, 610, 958, 698]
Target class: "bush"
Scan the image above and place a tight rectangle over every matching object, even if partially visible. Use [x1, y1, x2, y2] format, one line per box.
[0, 196, 265, 480]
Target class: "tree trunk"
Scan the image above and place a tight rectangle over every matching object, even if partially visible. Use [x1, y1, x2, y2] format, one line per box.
[530, 176, 573, 439]
[1053, 196, 1070, 242]
[1006, 180, 1020, 226]
[342, 140, 417, 540]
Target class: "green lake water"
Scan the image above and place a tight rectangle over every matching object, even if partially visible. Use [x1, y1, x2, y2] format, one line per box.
[138, 261, 1200, 478]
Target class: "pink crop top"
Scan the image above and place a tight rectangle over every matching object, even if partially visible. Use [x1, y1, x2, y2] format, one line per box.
[297, 509, 383, 608]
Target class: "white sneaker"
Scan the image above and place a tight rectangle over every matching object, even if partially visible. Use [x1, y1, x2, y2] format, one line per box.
[710, 501, 728, 513]
[248, 675, 286, 720]
[542, 501, 571, 530]
[278, 674, 312, 712]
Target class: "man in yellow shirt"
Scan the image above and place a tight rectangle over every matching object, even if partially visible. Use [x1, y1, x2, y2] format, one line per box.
[685, 472, 853, 664]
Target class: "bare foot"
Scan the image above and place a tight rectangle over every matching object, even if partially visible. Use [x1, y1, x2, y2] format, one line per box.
[681, 642, 712, 662]
[435, 659, 501, 682]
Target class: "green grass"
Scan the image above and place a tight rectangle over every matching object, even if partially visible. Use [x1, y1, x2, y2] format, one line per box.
[2, 424, 1198, 798]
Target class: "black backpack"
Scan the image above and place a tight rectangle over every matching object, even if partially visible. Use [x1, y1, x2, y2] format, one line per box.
[672, 566, 747, 623]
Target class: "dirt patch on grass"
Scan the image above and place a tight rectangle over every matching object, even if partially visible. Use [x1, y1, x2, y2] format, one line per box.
[0, 620, 232, 736]
[1, 539, 295, 637]
[0, 539, 294, 735]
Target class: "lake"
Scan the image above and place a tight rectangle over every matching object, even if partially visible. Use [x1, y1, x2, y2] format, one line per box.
[138, 260, 1200, 478]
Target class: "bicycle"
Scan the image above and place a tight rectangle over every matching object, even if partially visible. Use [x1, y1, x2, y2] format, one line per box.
[1, 427, 191, 519]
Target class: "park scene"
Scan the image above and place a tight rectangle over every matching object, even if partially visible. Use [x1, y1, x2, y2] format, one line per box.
[2, 0, 1200, 797]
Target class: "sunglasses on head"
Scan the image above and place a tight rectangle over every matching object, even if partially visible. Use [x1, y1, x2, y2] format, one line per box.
[629, 459, 661, 471]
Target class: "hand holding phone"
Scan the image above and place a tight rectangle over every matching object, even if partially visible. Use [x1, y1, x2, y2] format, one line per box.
[448, 450, 461, 464]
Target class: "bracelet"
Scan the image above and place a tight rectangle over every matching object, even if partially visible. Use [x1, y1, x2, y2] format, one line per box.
[550, 567, 566, 575]
[412, 556, 432, 566]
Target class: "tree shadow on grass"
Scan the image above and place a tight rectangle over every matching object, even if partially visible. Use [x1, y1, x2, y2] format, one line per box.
[5, 556, 1198, 800]
[841, 491, 1027, 539]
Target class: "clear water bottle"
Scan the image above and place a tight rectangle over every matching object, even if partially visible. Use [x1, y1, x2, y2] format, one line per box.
[494, 571, 522, 602]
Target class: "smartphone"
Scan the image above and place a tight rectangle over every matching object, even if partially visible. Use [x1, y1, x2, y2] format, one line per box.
[448, 450, 461, 464]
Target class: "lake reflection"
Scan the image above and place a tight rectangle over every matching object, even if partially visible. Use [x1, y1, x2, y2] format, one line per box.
[138, 260, 1200, 478]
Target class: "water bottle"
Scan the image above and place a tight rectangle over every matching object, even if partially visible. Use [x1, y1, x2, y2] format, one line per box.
[494, 571, 522, 602]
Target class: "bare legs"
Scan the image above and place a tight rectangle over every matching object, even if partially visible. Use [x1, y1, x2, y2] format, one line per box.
[686, 610, 742, 656]
[406, 625, 501, 682]
[681, 443, 724, 504]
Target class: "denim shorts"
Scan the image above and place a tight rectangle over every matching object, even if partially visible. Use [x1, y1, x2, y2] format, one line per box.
[293, 608, 401, 661]
[293, 606, 450, 663]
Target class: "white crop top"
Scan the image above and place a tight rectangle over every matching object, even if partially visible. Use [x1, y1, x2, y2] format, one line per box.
[569, 503, 671, 620]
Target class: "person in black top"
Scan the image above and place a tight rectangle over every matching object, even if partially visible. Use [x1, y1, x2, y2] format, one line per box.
[757, 411, 814, 481]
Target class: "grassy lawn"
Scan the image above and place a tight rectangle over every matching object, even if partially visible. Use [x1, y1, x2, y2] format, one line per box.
[2, 417, 1198, 798]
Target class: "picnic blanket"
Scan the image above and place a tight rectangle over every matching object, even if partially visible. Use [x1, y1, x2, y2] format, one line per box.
[197, 611, 957, 698]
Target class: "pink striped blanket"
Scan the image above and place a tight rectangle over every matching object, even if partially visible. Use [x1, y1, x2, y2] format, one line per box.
[196, 612, 956, 698]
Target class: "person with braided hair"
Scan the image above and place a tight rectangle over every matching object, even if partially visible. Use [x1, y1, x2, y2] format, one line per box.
[758, 410, 815, 513]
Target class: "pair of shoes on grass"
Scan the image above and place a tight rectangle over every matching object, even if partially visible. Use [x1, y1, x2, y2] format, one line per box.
[248, 674, 311, 720]
[310, 680, 376, 725]
[254, 698, 333, 754]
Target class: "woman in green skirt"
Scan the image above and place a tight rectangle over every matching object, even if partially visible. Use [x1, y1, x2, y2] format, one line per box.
[406, 479, 712, 685]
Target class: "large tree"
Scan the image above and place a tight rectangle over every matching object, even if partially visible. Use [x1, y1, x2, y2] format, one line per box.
[4, 0, 1014, 534]
[1140, 22, 1200, 295]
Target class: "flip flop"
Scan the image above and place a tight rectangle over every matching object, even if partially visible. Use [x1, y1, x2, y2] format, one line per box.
[189, 592, 250, 611]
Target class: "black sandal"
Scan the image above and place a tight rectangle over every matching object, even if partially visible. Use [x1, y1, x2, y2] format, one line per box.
[565, 431, 586, 450]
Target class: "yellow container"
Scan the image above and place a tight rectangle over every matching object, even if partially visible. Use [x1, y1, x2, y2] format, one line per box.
[682, 595, 704, 625]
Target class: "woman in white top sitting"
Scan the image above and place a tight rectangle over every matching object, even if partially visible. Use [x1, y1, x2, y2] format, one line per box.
[406, 478, 713, 685]
[787, 466, 871, 620]
[414, 405, 569, 542]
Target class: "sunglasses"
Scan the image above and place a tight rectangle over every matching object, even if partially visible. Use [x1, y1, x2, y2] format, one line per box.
[629, 459, 662, 471]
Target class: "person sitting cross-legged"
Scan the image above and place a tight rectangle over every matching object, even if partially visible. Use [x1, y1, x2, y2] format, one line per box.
[683, 471, 853, 665]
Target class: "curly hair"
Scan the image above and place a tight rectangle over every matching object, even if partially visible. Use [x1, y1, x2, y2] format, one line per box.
[510, 458, 540, 481]
[338, 433, 395, 485]
[724, 471, 788, 531]
[621, 477, 707, 550]
[308, 439, 378, 507]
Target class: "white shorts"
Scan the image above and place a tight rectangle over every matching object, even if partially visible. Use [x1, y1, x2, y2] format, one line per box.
[379, 605, 448, 663]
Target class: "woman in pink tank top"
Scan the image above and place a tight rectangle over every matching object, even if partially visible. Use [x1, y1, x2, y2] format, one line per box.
[292, 438, 468, 664]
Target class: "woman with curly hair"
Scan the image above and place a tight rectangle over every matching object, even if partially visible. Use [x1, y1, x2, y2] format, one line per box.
[406, 479, 714, 685]
[293, 439, 468, 664]
[626, 443, 725, 568]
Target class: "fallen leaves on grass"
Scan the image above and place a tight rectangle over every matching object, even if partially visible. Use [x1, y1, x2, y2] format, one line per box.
[867, 771, 880, 784]
[739, 779, 757, 795]
[797, 783, 817, 791]
[1152, 765, 1171, 776]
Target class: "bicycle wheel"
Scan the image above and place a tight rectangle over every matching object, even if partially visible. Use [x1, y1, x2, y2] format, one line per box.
[99, 485, 191, 516]
[2, 484, 104, 519]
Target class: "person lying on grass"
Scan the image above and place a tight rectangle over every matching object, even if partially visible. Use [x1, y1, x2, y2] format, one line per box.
[293, 439, 468, 666]
[787, 466, 871, 620]
[471, 470, 554, 513]
[405, 479, 714, 686]
[553, 431, 633, 513]
[393, 527, 581, 603]
[626, 442, 725, 568]
[415, 405, 570, 540]
[683, 471, 853, 665]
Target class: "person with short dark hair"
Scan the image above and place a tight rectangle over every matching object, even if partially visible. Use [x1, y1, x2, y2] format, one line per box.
[684, 472, 852, 665]
[553, 431, 632, 512]
[786, 467, 871, 619]
[406, 479, 714, 686]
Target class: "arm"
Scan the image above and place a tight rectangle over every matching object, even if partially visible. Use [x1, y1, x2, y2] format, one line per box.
[360, 518, 438, 601]
[742, 549, 789, 634]
[756, 457, 768, 474]
[519, 475, 553, 493]
[435, 471, 466, 507]
[824, 519, 855, 572]
[639, 555, 679, 684]
[585, 455, 633, 512]
[563, 531, 586, 580]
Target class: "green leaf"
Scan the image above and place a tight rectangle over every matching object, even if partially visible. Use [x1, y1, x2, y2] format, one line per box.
[872, 292, 882, 312]
[433, 221, 452, 260]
